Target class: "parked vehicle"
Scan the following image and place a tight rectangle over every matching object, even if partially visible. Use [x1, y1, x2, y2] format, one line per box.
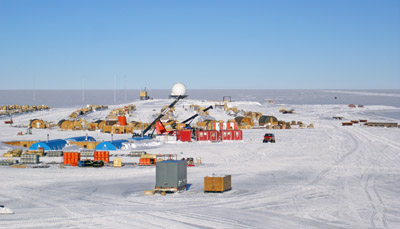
[263, 133, 275, 143]
[0, 205, 13, 214]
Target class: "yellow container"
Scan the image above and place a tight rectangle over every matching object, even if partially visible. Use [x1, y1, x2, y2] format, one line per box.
[113, 158, 122, 167]
[204, 175, 232, 192]
[196, 157, 201, 164]
[11, 165, 27, 168]
[3, 153, 12, 158]
[140, 91, 148, 97]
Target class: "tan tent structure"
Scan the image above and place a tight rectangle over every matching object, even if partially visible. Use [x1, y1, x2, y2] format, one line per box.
[258, 115, 278, 126]
[58, 119, 88, 130]
[58, 119, 74, 130]
[196, 120, 218, 130]
[30, 119, 47, 129]
[234, 116, 254, 129]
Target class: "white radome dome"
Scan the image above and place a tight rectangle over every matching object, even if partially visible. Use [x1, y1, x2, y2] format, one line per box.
[171, 82, 186, 96]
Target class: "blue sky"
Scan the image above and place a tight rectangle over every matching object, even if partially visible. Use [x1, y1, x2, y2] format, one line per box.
[0, 0, 399, 89]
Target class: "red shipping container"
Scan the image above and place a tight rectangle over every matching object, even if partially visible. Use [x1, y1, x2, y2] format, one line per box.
[221, 130, 234, 141]
[196, 131, 210, 141]
[229, 122, 238, 130]
[209, 130, 220, 142]
[233, 130, 243, 140]
[177, 130, 191, 142]
[213, 122, 223, 131]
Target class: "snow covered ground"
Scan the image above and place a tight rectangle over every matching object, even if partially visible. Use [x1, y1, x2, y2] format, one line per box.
[0, 94, 399, 228]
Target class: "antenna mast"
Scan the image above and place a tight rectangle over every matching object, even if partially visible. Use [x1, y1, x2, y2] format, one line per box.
[82, 78, 85, 103]
[124, 75, 127, 102]
[114, 75, 116, 103]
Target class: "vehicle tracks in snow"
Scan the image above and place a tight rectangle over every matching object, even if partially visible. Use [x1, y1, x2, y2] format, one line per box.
[290, 122, 398, 228]
[343, 126, 396, 229]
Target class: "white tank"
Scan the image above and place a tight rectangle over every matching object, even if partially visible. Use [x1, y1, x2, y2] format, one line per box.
[171, 82, 186, 96]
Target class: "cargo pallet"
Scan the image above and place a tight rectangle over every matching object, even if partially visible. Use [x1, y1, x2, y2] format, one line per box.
[204, 188, 232, 193]
[32, 164, 50, 168]
[154, 186, 187, 194]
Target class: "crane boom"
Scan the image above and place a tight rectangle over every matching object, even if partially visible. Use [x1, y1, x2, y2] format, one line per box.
[139, 95, 184, 136]
[181, 105, 213, 125]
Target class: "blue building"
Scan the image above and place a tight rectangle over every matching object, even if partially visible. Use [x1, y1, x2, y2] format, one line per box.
[29, 139, 67, 151]
[65, 136, 96, 142]
[130, 136, 153, 141]
[94, 140, 129, 151]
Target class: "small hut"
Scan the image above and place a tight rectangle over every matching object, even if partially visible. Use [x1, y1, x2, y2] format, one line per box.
[72, 119, 88, 130]
[30, 119, 47, 129]
[58, 119, 74, 130]
[258, 115, 278, 126]
[234, 116, 254, 129]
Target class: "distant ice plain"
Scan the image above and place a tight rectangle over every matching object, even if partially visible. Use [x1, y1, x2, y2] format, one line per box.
[2, 89, 399, 119]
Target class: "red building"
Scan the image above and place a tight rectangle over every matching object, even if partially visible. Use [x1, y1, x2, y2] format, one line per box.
[176, 130, 192, 142]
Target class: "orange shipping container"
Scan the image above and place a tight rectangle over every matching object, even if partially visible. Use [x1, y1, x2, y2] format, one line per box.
[94, 151, 109, 163]
[118, 116, 127, 126]
[64, 152, 80, 165]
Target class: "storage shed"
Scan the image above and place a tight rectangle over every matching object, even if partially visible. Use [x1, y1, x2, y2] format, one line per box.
[155, 160, 187, 192]
[29, 139, 67, 151]
[204, 175, 232, 192]
[94, 140, 129, 151]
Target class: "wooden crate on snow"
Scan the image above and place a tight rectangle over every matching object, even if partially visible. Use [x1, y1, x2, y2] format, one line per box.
[204, 175, 231, 192]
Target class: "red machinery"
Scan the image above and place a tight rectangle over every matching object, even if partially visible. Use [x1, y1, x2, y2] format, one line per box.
[4, 117, 13, 125]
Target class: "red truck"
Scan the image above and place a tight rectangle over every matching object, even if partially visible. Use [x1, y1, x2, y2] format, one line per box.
[263, 133, 275, 143]
[4, 117, 13, 125]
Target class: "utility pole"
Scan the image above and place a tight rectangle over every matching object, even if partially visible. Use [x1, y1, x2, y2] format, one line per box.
[114, 75, 117, 104]
[82, 78, 85, 103]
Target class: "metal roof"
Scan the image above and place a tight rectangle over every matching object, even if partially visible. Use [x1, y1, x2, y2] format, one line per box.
[65, 136, 96, 142]
[29, 139, 67, 151]
[157, 160, 185, 163]
[94, 139, 129, 151]
[130, 136, 153, 141]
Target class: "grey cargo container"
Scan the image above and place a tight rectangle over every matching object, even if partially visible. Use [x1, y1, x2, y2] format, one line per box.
[155, 160, 187, 192]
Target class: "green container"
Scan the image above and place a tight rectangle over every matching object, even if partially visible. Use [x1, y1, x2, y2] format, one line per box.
[156, 160, 187, 191]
